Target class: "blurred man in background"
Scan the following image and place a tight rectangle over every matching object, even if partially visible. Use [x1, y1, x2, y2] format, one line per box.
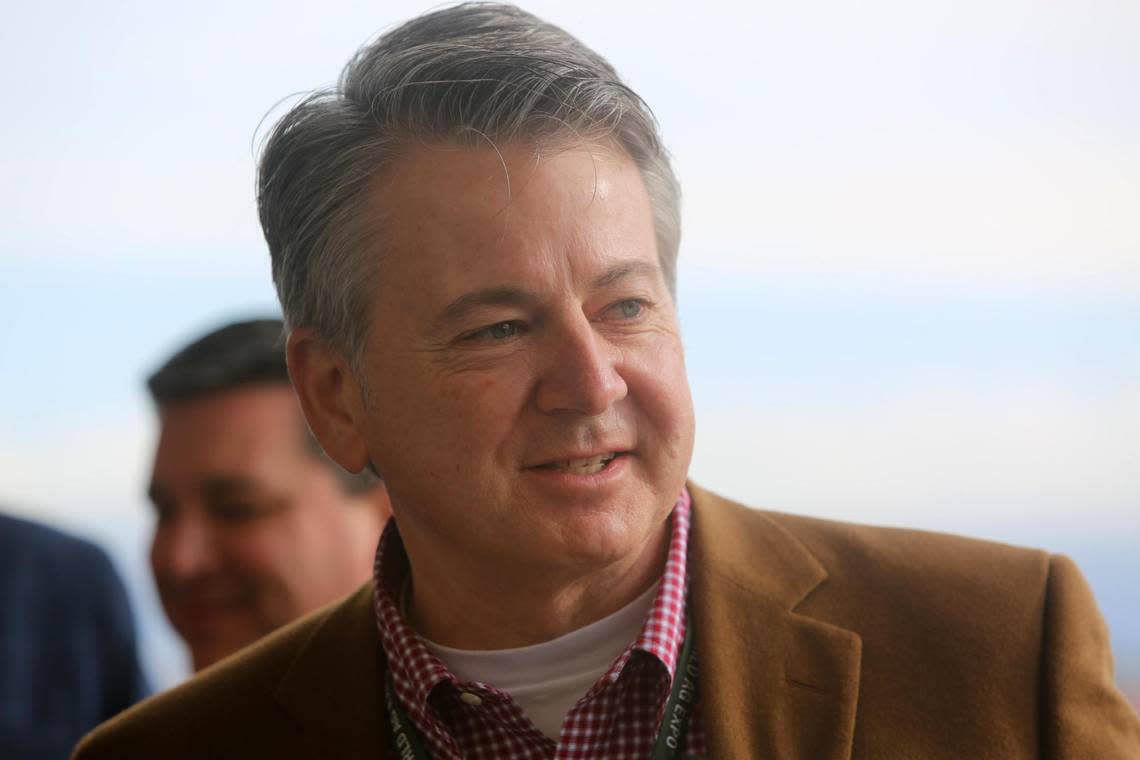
[144, 319, 390, 671]
[0, 511, 147, 759]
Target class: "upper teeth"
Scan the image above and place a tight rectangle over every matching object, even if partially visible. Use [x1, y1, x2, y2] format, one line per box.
[552, 454, 616, 474]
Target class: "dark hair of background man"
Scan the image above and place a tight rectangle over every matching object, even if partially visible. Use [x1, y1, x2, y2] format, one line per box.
[147, 318, 374, 493]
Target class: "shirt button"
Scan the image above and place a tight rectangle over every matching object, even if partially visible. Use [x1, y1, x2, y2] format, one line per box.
[459, 691, 483, 706]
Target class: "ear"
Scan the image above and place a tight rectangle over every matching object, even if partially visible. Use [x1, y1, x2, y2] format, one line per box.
[286, 328, 371, 474]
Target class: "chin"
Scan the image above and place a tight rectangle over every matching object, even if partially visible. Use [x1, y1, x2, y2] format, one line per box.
[548, 508, 664, 568]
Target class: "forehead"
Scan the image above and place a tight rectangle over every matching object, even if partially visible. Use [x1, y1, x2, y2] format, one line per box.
[366, 139, 658, 298]
[378, 138, 639, 211]
[152, 385, 308, 474]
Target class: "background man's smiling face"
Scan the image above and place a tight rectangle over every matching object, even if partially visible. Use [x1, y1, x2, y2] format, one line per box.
[148, 385, 383, 670]
[355, 140, 695, 575]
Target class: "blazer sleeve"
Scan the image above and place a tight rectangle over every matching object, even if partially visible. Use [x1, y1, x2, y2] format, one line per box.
[1039, 554, 1140, 758]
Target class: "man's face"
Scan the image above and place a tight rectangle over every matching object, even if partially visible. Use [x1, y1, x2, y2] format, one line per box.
[148, 384, 384, 670]
[351, 140, 695, 577]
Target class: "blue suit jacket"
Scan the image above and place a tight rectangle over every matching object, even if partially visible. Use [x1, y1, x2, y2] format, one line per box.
[0, 513, 149, 759]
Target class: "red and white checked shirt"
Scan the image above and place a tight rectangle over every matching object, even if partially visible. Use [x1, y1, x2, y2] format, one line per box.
[371, 489, 705, 759]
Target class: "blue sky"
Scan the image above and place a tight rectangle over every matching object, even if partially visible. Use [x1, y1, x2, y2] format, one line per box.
[1, 0, 1137, 696]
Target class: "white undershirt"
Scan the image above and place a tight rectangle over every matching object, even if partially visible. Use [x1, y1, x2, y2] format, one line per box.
[419, 581, 659, 741]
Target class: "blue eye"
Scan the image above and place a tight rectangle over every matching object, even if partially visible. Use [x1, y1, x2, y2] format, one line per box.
[488, 322, 518, 339]
[462, 321, 522, 342]
[615, 300, 643, 319]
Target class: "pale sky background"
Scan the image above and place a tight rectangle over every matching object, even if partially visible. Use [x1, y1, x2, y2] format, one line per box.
[1, 0, 1137, 698]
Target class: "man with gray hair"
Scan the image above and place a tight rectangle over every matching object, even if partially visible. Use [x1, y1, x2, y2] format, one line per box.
[77, 4, 1139, 758]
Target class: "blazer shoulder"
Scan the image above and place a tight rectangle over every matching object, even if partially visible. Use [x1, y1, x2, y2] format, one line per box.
[688, 482, 1053, 621]
[73, 583, 375, 760]
[0, 512, 115, 578]
[745, 499, 1140, 755]
[769, 507, 1048, 586]
[695, 483, 1047, 585]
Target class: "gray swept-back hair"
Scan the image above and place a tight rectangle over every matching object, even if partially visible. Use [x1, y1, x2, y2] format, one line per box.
[257, 2, 680, 364]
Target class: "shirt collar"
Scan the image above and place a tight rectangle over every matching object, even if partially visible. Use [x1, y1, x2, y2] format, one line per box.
[631, 487, 691, 677]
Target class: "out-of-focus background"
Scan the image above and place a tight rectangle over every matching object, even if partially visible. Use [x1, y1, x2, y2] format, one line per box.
[2, 0, 1136, 705]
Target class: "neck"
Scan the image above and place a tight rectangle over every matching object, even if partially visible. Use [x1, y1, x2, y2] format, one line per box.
[398, 523, 670, 650]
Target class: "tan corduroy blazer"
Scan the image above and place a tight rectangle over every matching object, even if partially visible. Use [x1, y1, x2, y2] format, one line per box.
[74, 484, 1140, 759]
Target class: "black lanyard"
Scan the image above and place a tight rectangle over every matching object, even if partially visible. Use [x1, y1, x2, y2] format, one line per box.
[384, 615, 699, 759]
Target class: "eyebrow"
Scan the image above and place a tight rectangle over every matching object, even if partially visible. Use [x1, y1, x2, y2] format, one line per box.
[146, 475, 260, 505]
[590, 260, 661, 289]
[436, 261, 663, 328]
[201, 476, 261, 501]
[436, 286, 539, 327]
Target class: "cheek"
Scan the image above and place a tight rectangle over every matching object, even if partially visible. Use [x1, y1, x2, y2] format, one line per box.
[627, 331, 687, 394]
[221, 526, 294, 580]
[148, 525, 192, 580]
[289, 499, 353, 556]
[629, 342, 695, 450]
[424, 371, 532, 445]
[148, 536, 174, 589]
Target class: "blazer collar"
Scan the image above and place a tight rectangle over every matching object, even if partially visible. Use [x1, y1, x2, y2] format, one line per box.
[688, 482, 862, 760]
[275, 583, 392, 760]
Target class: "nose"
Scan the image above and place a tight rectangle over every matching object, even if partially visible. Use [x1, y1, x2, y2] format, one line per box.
[150, 508, 222, 582]
[534, 314, 628, 416]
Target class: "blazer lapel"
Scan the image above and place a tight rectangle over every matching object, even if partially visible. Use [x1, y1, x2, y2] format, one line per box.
[275, 583, 392, 760]
[689, 484, 862, 760]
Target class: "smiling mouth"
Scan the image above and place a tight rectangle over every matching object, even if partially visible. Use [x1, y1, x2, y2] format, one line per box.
[536, 452, 623, 475]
